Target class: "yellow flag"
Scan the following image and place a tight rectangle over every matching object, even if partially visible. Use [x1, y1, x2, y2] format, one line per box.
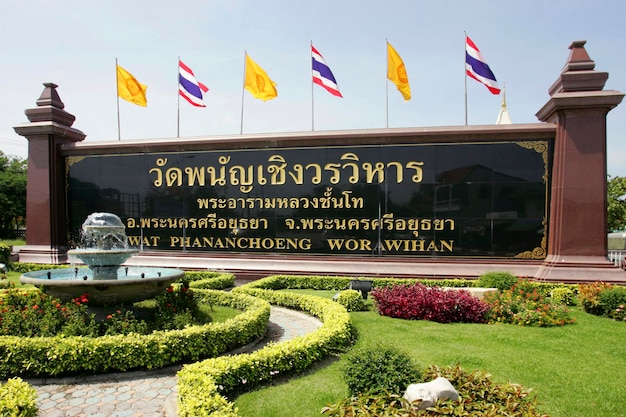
[387, 42, 411, 101]
[116, 64, 148, 107]
[244, 54, 277, 101]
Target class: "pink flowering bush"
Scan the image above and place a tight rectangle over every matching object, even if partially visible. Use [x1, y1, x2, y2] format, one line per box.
[370, 283, 489, 323]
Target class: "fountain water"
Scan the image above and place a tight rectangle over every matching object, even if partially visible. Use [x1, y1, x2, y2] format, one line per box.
[20, 212, 184, 306]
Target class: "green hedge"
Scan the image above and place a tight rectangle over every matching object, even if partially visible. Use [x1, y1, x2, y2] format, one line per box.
[243, 274, 476, 291]
[176, 285, 354, 417]
[0, 377, 38, 417]
[8, 262, 70, 273]
[0, 289, 270, 378]
[185, 271, 235, 289]
[244, 274, 579, 295]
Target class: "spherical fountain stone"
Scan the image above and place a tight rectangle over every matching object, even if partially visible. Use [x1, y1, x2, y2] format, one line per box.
[20, 212, 184, 306]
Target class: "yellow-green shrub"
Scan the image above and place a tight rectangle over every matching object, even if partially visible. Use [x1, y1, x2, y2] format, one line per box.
[185, 271, 235, 289]
[0, 377, 38, 417]
[335, 289, 365, 312]
[177, 287, 354, 417]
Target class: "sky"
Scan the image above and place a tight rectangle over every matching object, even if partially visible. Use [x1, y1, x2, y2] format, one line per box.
[2, 0, 626, 175]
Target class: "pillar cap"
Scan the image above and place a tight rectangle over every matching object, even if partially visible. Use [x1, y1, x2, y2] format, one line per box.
[25, 82, 76, 126]
[548, 40, 608, 95]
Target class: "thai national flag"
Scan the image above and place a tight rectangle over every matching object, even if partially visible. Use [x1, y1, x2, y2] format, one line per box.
[179, 60, 209, 107]
[465, 36, 500, 95]
[312, 45, 342, 97]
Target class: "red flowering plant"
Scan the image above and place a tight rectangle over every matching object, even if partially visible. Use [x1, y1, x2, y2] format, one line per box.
[484, 281, 575, 327]
[154, 279, 199, 330]
[370, 283, 490, 324]
[0, 289, 98, 337]
[103, 309, 149, 335]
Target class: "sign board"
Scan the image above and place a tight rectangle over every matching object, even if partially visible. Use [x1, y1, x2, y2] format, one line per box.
[67, 140, 550, 258]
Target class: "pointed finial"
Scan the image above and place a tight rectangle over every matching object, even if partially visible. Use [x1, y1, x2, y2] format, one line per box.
[548, 40, 608, 95]
[563, 40, 595, 72]
[25, 83, 76, 126]
[36, 82, 65, 109]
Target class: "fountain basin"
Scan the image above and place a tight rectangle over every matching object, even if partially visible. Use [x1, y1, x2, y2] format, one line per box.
[21, 266, 184, 306]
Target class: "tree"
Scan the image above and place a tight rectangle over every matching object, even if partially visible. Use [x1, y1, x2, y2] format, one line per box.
[607, 175, 626, 232]
[0, 151, 27, 236]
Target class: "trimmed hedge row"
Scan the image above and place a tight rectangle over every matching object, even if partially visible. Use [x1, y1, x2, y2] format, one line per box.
[0, 289, 270, 378]
[176, 285, 355, 417]
[242, 274, 477, 291]
[8, 262, 69, 273]
[185, 271, 235, 289]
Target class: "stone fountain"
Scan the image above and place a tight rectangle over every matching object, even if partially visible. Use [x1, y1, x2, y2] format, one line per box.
[21, 212, 184, 306]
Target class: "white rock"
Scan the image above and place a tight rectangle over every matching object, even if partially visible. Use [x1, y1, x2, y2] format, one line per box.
[403, 377, 459, 409]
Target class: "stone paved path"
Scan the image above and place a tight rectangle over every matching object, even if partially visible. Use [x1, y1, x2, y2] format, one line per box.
[25, 307, 322, 417]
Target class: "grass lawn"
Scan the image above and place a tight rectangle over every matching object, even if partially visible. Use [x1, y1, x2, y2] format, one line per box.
[234, 289, 626, 417]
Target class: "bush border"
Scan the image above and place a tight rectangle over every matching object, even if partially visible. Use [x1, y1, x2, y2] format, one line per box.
[0, 287, 269, 378]
[176, 281, 354, 417]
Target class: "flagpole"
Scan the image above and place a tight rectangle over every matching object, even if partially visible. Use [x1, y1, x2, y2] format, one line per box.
[464, 31, 468, 126]
[177, 56, 180, 138]
[385, 39, 389, 129]
[115, 58, 121, 140]
[240, 51, 247, 135]
[311, 40, 315, 131]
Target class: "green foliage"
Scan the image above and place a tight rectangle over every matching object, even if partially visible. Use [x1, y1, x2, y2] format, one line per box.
[244, 274, 476, 293]
[609, 303, 626, 321]
[0, 273, 11, 289]
[0, 377, 38, 417]
[0, 243, 10, 264]
[102, 309, 149, 335]
[322, 393, 414, 417]
[0, 152, 26, 236]
[0, 289, 270, 378]
[485, 281, 575, 326]
[323, 364, 545, 417]
[8, 262, 69, 273]
[154, 280, 199, 330]
[185, 271, 235, 289]
[0, 288, 99, 337]
[598, 286, 626, 320]
[578, 281, 614, 316]
[607, 175, 626, 232]
[342, 344, 421, 396]
[475, 271, 518, 290]
[177, 287, 354, 417]
[336, 289, 365, 312]
[551, 287, 575, 306]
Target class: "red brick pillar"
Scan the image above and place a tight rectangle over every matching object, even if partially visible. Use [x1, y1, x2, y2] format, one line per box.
[13, 83, 86, 263]
[535, 41, 624, 282]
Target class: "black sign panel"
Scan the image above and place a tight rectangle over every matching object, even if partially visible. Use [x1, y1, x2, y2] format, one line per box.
[66, 140, 550, 258]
